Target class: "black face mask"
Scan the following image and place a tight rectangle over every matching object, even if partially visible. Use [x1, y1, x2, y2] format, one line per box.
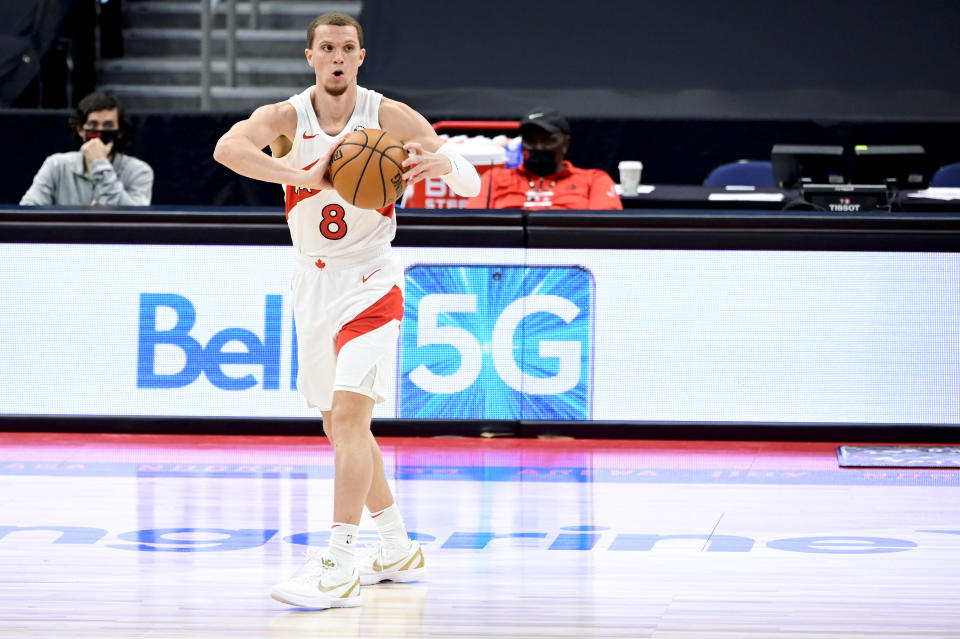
[84, 129, 120, 145]
[523, 148, 560, 176]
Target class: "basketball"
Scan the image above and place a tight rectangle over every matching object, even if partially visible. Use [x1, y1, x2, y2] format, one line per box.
[329, 129, 407, 210]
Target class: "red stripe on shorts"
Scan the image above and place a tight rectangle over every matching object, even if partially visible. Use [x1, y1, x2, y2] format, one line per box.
[336, 285, 404, 354]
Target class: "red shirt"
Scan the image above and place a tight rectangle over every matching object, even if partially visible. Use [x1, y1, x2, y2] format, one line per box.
[466, 161, 623, 210]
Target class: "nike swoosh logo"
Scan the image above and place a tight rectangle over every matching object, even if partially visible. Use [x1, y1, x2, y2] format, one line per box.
[317, 577, 358, 594]
[303, 132, 319, 139]
[362, 268, 381, 283]
[373, 556, 409, 572]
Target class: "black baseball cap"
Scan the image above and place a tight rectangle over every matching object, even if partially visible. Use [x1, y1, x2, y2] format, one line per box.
[519, 108, 570, 136]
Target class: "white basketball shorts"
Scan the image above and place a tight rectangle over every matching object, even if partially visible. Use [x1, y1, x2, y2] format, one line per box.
[290, 246, 404, 411]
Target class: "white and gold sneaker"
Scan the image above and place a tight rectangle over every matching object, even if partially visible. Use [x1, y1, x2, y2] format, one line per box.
[358, 540, 426, 586]
[271, 550, 362, 609]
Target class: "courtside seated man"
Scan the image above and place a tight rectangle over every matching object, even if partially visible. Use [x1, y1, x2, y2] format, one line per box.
[213, 12, 480, 609]
[466, 108, 622, 210]
[20, 92, 153, 206]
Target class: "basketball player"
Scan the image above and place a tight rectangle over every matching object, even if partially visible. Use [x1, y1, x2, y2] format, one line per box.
[213, 12, 480, 609]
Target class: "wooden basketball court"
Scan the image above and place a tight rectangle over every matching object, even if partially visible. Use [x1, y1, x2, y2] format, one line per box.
[1, 432, 958, 638]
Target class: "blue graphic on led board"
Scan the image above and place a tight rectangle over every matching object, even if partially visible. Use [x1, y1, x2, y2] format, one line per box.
[398, 265, 593, 420]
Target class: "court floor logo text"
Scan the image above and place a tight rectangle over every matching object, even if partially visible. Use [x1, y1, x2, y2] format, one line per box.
[0, 525, 955, 554]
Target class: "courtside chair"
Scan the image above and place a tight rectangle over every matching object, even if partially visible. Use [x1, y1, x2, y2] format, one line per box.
[703, 160, 776, 187]
[930, 162, 960, 187]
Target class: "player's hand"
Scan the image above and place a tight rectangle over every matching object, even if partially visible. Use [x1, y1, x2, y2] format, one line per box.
[401, 142, 452, 185]
[80, 137, 113, 166]
[302, 134, 347, 191]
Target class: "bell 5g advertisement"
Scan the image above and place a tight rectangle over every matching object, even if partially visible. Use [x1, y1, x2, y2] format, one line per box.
[399, 264, 594, 420]
[1, 244, 958, 424]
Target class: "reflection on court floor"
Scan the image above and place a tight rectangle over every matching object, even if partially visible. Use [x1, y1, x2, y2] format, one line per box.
[1, 433, 958, 638]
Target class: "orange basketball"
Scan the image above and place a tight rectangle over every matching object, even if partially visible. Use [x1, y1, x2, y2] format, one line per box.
[329, 129, 407, 210]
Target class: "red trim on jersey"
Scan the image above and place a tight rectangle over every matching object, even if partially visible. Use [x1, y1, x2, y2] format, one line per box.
[284, 164, 394, 219]
[285, 159, 321, 219]
[336, 285, 404, 354]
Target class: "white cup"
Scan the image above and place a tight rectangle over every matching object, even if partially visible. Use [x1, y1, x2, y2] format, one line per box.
[618, 160, 643, 194]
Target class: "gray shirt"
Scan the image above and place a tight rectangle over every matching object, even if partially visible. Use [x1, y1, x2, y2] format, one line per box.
[20, 151, 154, 206]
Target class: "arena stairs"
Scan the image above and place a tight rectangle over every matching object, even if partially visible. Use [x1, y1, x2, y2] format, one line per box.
[96, 0, 361, 112]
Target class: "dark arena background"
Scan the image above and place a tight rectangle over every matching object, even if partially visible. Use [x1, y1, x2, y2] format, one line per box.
[1, 1, 959, 637]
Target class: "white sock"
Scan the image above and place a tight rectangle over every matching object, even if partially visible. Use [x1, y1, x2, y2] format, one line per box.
[370, 503, 411, 549]
[326, 522, 358, 571]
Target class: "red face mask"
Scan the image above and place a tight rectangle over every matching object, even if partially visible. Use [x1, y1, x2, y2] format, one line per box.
[84, 129, 120, 145]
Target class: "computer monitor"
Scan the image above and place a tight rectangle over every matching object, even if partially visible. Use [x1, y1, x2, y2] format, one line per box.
[771, 145, 846, 189]
[852, 145, 928, 190]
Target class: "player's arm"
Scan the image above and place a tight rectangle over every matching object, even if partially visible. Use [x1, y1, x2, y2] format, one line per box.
[213, 102, 337, 190]
[464, 170, 495, 208]
[379, 98, 480, 197]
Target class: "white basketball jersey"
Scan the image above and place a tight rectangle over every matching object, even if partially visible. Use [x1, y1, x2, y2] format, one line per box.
[278, 85, 396, 258]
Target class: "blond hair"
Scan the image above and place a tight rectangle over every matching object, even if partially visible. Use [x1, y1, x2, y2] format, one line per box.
[307, 12, 363, 48]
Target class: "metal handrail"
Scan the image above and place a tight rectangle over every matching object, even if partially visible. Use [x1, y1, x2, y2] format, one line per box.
[200, 0, 211, 109]
[200, 0, 255, 110]
[225, 0, 236, 88]
[249, 0, 259, 29]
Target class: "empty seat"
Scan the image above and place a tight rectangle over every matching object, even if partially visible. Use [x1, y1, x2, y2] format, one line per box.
[930, 162, 960, 187]
[704, 160, 776, 187]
